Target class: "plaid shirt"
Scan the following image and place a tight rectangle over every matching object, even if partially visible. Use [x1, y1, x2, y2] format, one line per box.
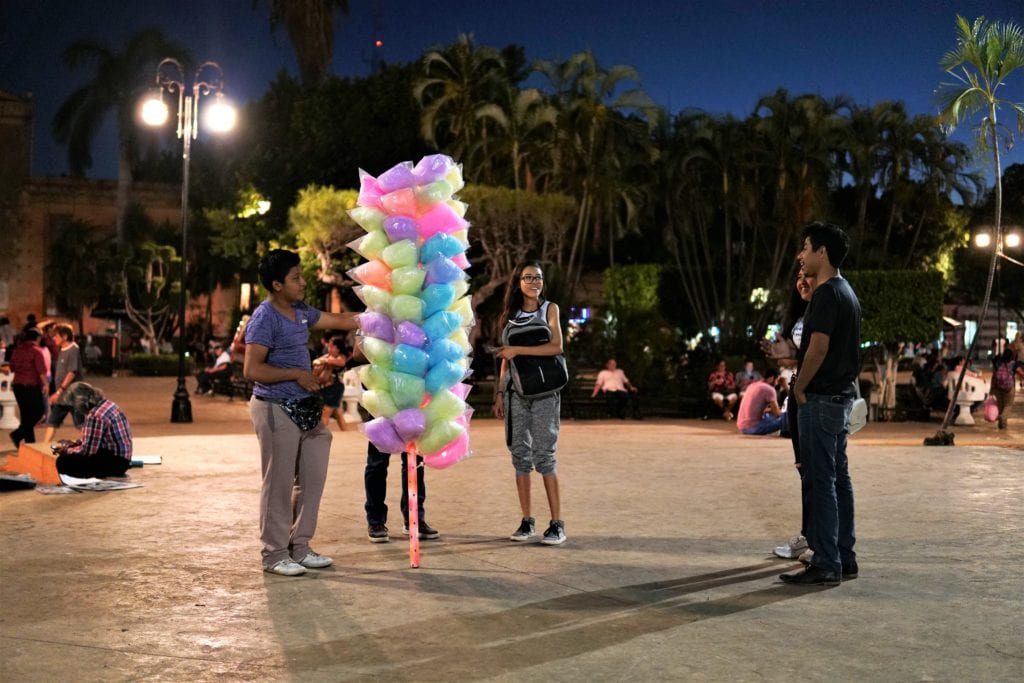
[67, 399, 133, 461]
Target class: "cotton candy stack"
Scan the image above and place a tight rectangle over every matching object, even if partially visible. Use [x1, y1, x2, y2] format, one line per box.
[347, 154, 474, 469]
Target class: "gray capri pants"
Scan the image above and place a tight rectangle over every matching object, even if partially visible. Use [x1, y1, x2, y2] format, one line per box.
[505, 390, 560, 475]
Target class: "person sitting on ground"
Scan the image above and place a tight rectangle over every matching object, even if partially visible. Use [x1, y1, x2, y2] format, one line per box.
[590, 358, 641, 419]
[52, 382, 132, 479]
[195, 343, 232, 395]
[707, 359, 739, 420]
[736, 367, 786, 435]
[734, 358, 763, 398]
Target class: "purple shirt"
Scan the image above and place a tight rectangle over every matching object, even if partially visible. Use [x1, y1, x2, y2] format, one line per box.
[245, 300, 321, 400]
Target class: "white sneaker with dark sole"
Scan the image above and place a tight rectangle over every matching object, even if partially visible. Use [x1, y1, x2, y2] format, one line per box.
[773, 534, 808, 559]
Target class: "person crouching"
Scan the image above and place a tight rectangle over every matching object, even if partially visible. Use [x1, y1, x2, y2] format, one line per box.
[52, 382, 132, 478]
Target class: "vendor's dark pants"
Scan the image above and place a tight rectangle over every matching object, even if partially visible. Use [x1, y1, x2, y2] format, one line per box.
[364, 442, 425, 526]
[56, 448, 130, 478]
[11, 384, 46, 445]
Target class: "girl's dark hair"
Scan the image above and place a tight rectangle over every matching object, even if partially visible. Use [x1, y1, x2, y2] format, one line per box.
[500, 260, 545, 324]
[258, 249, 300, 290]
[782, 262, 808, 339]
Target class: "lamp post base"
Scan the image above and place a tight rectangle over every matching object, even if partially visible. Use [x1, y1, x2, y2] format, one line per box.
[171, 381, 193, 423]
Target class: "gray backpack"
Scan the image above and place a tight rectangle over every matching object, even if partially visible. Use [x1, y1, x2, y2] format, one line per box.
[501, 302, 568, 398]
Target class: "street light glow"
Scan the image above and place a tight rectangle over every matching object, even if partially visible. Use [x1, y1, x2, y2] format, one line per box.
[204, 93, 237, 133]
[1005, 232, 1021, 249]
[974, 232, 992, 248]
[140, 96, 169, 126]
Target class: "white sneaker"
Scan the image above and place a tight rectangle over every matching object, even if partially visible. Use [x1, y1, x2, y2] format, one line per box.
[265, 558, 307, 576]
[297, 550, 333, 569]
[773, 534, 808, 559]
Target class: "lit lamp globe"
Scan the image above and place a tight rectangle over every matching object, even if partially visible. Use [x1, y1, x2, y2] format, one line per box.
[204, 94, 237, 133]
[974, 232, 992, 248]
[1006, 232, 1021, 249]
[141, 96, 169, 126]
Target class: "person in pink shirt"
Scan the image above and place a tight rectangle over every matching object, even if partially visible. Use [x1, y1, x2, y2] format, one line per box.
[736, 367, 786, 435]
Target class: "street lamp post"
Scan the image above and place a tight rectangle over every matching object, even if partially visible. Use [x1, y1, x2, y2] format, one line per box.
[974, 228, 1023, 351]
[141, 59, 236, 423]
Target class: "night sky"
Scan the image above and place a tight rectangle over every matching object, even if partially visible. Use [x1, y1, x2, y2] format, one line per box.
[2, 0, 1021, 181]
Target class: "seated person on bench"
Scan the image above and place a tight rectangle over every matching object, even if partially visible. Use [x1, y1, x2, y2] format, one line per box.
[195, 343, 232, 395]
[591, 358, 641, 419]
[52, 382, 133, 478]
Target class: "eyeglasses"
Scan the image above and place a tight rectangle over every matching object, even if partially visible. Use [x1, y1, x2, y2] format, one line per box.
[521, 275, 544, 283]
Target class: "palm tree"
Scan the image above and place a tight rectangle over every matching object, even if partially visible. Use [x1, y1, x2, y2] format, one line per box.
[932, 14, 1024, 439]
[535, 50, 660, 288]
[262, 0, 350, 86]
[414, 34, 507, 171]
[473, 86, 558, 190]
[53, 28, 189, 242]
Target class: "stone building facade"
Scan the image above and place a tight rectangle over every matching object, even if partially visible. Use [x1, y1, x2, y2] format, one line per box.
[0, 89, 236, 342]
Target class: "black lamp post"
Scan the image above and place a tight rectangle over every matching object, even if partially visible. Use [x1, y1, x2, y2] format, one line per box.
[141, 59, 236, 423]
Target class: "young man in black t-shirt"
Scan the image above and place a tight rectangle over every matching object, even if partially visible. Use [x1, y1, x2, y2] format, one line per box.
[782, 222, 861, 586]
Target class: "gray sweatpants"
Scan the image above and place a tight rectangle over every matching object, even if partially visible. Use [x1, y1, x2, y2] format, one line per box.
[250, 399, 332, 568]
[506, 390, 560, 475]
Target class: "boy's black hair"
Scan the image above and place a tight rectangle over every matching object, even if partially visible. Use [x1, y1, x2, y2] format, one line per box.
[801, 221, 851, 269]
[258, 249, 301, 290]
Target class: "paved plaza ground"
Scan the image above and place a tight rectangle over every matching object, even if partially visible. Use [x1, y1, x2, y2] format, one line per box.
[1, 377, 1022, 681]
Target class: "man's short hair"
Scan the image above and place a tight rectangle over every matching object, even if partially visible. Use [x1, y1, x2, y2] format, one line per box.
[764, 367, 780, 380]
[258, 249, 301, 290]
[54, 323, 74, 339]
[801, 221, 850, 268]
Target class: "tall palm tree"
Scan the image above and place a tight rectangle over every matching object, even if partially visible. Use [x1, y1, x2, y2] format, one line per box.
[933, 14, 1024, 438]
[262, 0, 349, 86]
[53, 28, 189, 242]
[535, 50, 660, 287]
[414, 34, 506, 171]
[473, 86, 558, 190]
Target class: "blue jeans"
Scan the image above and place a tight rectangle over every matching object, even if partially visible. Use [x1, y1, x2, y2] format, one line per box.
[798, 394, 856, 574]
[740, 412, 787, 435]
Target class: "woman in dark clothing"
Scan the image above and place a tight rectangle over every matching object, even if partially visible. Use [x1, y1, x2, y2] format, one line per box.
[8, 329, 47, 446]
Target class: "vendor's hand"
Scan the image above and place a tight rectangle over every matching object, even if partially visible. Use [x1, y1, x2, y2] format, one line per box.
[296, 371, 323, 392]
[493, 393, 505, 418]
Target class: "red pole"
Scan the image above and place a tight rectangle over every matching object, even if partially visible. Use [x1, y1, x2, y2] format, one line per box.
[406, 443, 420, 568]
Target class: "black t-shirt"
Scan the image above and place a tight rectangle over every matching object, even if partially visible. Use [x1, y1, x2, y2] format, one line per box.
[797, 275, 861, 397]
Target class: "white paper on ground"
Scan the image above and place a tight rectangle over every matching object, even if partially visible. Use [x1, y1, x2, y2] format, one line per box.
[58, 474, 143, 491]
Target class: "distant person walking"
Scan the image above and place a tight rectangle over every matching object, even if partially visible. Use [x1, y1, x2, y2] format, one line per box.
[8, 328, 47, 447]
[43, 323, 84, 443]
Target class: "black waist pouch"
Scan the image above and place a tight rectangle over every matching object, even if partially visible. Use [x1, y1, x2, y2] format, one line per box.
[273, 394, 325, 431]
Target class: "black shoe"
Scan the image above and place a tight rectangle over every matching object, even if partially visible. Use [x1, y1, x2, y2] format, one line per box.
[842, 561, 859, 580]
[367, 523, 390, 543]
[402, 520, 440, 540]
[780, 565, 841, 586]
